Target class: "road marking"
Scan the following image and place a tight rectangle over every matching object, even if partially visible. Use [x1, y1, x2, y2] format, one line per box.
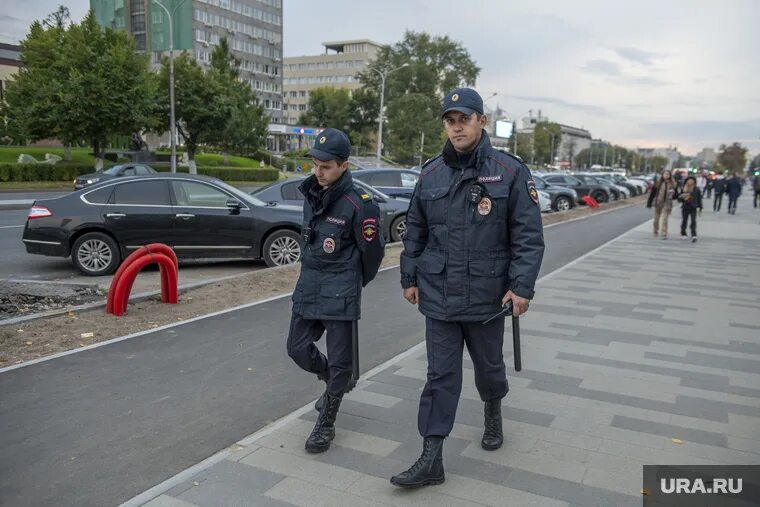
[0, 225, 24, 229]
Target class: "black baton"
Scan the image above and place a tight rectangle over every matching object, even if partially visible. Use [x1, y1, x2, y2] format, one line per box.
[346, 320, 359, 393]
[483, 300, 522, 372]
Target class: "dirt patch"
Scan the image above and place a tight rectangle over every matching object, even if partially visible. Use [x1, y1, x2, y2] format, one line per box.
[0, 198, 644, 368]
[0, 281, 105, 320]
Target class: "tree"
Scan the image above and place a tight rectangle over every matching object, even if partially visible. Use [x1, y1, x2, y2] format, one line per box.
[356, 31, 480, 162]
[384, 94, 441, 164]
[347, 87, 379, 154]
[532, 122, 562, 166]
[750, 153, 760, 170]
[717, 142, 748, 173]
[299, 87, 353, 131]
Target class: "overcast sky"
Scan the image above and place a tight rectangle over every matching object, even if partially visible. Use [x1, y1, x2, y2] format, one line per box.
[3, 0, 759, 157]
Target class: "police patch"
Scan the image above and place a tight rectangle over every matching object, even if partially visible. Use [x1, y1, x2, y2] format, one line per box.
[527, 179, 539, 204]
[322, 237, 335, 254]
[326, 216, 346, 226]
[362, 218, 377, 242]
[477, 175, 503, 183]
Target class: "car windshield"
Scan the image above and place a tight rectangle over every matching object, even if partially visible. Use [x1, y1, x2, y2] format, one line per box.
[99, 165, 126, 175]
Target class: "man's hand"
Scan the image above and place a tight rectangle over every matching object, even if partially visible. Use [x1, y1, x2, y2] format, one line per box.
[403, 287, 419, 305]
[502, 290, 530, 317]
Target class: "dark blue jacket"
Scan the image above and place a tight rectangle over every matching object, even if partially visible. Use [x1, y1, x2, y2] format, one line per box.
[713, 177, 727, 194]
[292, 170, 385, 321]
[726, 177, 743, 198]
[400, 132, 545, 322]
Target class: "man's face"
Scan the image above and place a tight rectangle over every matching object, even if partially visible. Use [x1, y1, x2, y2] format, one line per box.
[443, 111, 487, 152]
[312, 157, 348, 187]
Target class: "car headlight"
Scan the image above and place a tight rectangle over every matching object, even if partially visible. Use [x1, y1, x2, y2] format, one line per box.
[86, 178, 100, 184]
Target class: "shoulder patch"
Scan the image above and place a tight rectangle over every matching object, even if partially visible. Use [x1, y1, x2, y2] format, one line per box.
[422, 154, 441, 168]
[527, 179, 539, 204]
[362, 218, 377, 242]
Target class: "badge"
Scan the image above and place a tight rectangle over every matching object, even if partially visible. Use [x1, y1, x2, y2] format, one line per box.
[478, 197, 492, 216]
[322, 237, 335, 254]
[452, 93, 459, 102]
[527, 180, 539, 204]
[362, 218, 377, 242]
[326, 216, 346, 226]
[319, 136, 326, 144]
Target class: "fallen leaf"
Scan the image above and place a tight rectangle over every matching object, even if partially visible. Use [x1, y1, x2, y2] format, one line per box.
[640, 488, 650, 495]
[67, 311, 76, 317]
[80, 332, 94, 339]
[17, 329, 24, 333]
[671, 438, 683, 444]
[79, 343, 85, 347]
[193, 481, 199, 486]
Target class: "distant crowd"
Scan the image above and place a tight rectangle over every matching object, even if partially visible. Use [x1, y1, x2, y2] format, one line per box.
[647, 168, 759, 242]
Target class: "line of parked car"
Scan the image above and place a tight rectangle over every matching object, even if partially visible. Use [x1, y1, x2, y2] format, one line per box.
[22, 165, 654, 276]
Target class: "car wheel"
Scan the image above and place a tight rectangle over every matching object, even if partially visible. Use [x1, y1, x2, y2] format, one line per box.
[71, 232, 120, 276]
[592, 190, 607, 203]
[553, 196, 572, 212]
[390, 215, 407, 242]
[263, 230, 302, 267]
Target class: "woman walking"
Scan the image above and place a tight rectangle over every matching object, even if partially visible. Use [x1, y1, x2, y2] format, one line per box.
[678, 176, 703, 242]
[647, 169, 678, 239]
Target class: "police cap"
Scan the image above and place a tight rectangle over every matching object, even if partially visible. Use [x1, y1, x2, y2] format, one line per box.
[308, 128, 351, 161]
[441, 88, 484, 118]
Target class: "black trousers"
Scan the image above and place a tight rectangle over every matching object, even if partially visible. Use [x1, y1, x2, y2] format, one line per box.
[287, 313, 353, 395]
[713, 193, 723, 211]
[728, 196, 739, 214]
[418, 316, 508, 437]
[681, 208, 697, 237]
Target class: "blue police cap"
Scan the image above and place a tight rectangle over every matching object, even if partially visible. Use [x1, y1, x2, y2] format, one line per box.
[441, 88, 484, 118]
[308, 128, 351, 161]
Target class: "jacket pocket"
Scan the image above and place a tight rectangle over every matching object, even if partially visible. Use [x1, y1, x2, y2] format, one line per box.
[468, 257, 509, 309]
[472, 182, 510, 224]
[420, 186, 450, 225]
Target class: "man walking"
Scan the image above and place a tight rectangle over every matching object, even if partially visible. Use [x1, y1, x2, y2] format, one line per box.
[713, 171, 727, 212]
[726, 172, 743, 215]
[286, 128, 385, 453]
[391, 88, 545, 488]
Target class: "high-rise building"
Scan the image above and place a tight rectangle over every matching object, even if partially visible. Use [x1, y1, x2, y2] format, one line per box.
[91, 0, 283, 122]
[282, 40, 381, 125]
[0, 43, 22, 104]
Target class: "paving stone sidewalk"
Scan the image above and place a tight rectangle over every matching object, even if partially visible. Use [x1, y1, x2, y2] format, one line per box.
[135, 207, 760, 507]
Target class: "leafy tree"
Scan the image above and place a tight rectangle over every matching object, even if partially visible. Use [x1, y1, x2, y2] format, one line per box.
[356, 31, 480, 162]
[532, 122, 562, 166]
[717, 142, 748, 173]
[384, 94, 441, 165]
[346, 87, 379, 154]
[298, 87, 352, 131]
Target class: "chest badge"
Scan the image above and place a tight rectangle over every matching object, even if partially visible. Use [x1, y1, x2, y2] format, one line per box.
[322, 237, 336, 254]
[478, 197, 492, 216]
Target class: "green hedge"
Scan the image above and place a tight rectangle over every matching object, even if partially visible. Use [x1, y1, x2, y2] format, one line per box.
[0, 163, 98, 182]
[155, 166, 279, 181]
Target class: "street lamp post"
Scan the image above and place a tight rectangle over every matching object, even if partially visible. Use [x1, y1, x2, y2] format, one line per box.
[370, 63, 409, 166]
[153, 0, 186, 173]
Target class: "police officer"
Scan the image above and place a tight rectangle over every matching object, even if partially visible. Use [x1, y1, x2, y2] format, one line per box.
[390, 88, 545, 488]
[286, 128, 385, 453]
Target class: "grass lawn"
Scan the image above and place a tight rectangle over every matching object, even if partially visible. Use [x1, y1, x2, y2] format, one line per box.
[0, 146, 97, 165]
[156, 151, 274, 169]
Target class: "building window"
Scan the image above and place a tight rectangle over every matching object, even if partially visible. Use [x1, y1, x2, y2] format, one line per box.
[298, 104, 306, 111]
[134, 33, 146, 50]
[299, 90, 307, 97]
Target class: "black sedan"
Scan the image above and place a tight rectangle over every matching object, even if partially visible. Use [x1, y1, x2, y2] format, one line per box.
[533, 175, 578, 212]
[351, 168, 420, 198]
[74, 164, 158, 190]
[573, 173, 621, 201]
[253, 178, 410, 242]
[24, 173, 304, 276]
[541, 174, 610, 203]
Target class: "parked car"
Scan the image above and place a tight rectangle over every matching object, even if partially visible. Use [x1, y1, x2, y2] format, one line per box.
[597, 174, 640, 196]
[253, 177, 410, 242]
[74, 164, 158, 190]
[541, 174, 610, 203]
[592, 175, 631, 198]
[575, 173, 625, 200]
[629, 177, 654, 192]
[24, 173, 304, 276]
[351, 168, 420, 199]
[537, 190, 552, 213]
[533, 175, 578, 212]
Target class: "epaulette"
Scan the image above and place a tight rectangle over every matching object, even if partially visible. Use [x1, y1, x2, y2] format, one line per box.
[352, 184, 373, 202]
[421, 154, 443, 174]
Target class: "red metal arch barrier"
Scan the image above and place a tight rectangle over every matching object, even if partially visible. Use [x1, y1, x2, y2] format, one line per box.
[582, 195, 599, 208]
[107, 243, 179, 316]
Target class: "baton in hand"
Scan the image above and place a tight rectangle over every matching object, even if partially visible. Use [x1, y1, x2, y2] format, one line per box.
[482, 300, 522, 372]
[346, 320, 359, 393]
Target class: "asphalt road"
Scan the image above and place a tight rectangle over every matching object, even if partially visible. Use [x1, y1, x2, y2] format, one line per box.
[0, 204, 651, 507]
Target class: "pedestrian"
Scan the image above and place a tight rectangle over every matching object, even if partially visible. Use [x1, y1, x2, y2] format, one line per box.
[713, 171, 727, 212]
[646, 169, 677, 239]
[726, 172, 743, 215]
[705, 174, 714, 199]
[391, 88, 545, 488]
[696, 171, 708, 197]
[286, 128, 385, 454]
[678, 175, 702, 242]
[752, 172, 760, 209]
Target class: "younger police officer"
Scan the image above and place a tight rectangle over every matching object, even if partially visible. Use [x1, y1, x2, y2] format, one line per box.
[287, 128, 385, 453]
[391, 89, 545, 487]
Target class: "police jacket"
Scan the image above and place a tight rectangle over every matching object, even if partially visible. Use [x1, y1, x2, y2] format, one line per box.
[400, 132, 545, 322]
[292, 170, 385, 321]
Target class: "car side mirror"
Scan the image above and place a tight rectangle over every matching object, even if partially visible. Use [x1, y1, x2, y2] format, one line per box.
[226, 198, 242, 209]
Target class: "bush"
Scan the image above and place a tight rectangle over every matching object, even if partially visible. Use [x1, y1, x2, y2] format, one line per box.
[154, 166, 279, 181]
[0, 163, 98, 182]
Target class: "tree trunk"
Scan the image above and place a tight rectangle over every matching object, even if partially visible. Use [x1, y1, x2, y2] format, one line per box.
[93, 139, 103, 171]
[223, 147, 229, 166]
[64, 144, 72, 161]
[188, 144, 197, 174]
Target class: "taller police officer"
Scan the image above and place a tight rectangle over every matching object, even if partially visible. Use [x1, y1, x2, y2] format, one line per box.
[391, 88, 545, 487]
[286, 128, 385, 453]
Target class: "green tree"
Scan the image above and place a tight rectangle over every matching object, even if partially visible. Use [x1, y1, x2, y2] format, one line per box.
[717, 142, 748, 173]
[356, 31, 480, 163]
[346, 87, 380, 154]
[298, 87, 352, 131]
[532, 122, 562, 166]
[750, 153, 760, 170]
[384, 94, 441, 165]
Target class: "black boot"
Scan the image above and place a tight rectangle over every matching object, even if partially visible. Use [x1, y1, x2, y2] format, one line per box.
[314, 372, 328, 412]
[305, 392, 342, 453]
[481, 399, 503, 450]
[390, 436, 445, 488]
